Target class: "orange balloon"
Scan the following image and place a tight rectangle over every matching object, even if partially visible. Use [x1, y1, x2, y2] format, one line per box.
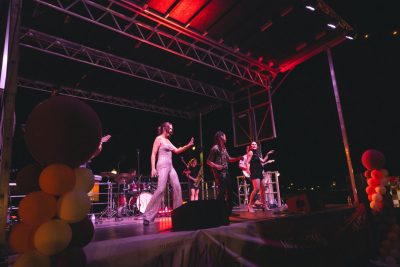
[39, 164, 76, 196]
[18, 191, 57, 226]
[34, 219, 72, 256]
[376, 186, 387, 195]
[57, 190, 91, 223]
[9, 222, 37, 253]
[372, 193, 383, 202]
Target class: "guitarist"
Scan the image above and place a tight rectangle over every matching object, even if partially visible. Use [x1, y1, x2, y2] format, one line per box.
[207, 131, 242, 216]
[182, 158, 201, 201]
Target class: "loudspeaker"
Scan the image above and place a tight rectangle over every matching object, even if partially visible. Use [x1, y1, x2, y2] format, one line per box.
[172, 200, 229, 231]
[286, 193, 324, 213]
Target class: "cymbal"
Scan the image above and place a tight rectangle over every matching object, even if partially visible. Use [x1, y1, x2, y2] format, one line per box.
[99, 171, 116, 178]
[114, 173, 134, 184]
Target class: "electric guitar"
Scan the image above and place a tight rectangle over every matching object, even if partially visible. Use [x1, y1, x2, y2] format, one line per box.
[180, 156, 189, 175]
[181, 156, 203, 187]
[91, 134, 112, 159]
[101, 134, 112, 144]
[194, 165, 204, 187]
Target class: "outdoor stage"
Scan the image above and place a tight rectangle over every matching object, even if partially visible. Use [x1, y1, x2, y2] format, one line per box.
[83, 204, 369, 267]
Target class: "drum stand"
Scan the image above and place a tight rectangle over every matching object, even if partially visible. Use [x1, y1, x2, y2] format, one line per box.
[117, 181, 134, 219]
[132, 175, 143, 218]
[99, 179, 117, 220]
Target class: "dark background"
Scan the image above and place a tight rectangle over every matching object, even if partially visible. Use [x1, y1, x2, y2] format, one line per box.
[3, 0, 399, 197]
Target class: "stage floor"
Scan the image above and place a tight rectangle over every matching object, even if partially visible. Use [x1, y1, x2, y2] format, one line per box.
[91, 205, 290, 242]
[5, 204, 364, 267]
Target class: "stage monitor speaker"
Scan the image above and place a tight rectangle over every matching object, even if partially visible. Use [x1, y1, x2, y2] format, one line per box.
[172, 200, 229, 231]
[286, 193, 324, 213]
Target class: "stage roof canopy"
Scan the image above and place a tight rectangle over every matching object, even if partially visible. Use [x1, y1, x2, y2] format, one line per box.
[18, 0, 354, 118]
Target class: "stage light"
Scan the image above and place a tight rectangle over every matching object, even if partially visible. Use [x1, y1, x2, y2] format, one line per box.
[260, 20, 273, 32]
[345, 31, 356, 40]
[111, 169, 117, 174]
[305, 5, 315, 11]
[393, 30, 399, 36]
[364, 33, 369, 39]
[192, 146, 196, 151]
[327, 23, 337, 29]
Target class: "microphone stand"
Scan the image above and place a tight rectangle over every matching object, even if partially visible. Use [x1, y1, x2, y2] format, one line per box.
[135, 149, 142, 217]
[137, 149, 140, 177]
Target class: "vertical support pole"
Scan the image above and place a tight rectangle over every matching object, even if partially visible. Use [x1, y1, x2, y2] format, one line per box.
[327, 48, 359, 205]
[0, 0, 21, 245]
[275, 172, 281, 207]
[198, 113, 205, 200]
[236, 177, 241, 206]
[230, 103, 237, 146]
[267, 87, 277, 139]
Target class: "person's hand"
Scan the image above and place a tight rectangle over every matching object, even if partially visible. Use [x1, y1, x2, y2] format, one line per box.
[267, 150, 274, 155]
[266, 159, 275, 164]
[215, 164, 223, 171]
[188, 137, 194, 147]
[151, 168, 158, 177]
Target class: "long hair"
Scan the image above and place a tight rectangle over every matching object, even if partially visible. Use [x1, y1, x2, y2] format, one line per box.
[157, 122, 171, 135]
[213, 131, 225, 145]
[188, 158, 197, 166]
[250, 141, 260, 157]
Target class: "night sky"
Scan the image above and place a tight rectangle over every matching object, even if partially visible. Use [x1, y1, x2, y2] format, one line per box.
[5, 0, 400, 193]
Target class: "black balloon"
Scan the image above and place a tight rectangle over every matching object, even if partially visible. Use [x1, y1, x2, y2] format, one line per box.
[54, 247, 87, 267]
[69, 216, 94, 247]
[25, 96, 102, 168]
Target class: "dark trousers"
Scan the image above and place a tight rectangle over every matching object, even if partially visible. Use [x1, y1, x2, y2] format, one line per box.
[215, 172, 233, 215]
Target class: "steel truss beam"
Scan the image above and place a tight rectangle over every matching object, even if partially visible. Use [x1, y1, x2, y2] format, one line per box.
[34, 0, 277, 87]
[17, 77, 193, 119]
[20, 28, 232, 102]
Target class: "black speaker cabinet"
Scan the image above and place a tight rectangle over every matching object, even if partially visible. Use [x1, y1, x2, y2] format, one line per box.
[171, 200, 229, 231]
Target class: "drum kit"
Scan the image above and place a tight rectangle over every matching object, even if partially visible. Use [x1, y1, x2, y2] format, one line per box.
[98, 171, 155, 220]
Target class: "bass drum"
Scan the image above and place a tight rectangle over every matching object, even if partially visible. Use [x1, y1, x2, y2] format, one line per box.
[128, 192, 153, 213]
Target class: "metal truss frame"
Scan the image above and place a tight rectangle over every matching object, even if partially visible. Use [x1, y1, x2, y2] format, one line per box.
[34, 0, 277, 87]
[231, 87, 276, 147]
[19, 28, 232, 102]
[17, 77, 194, 119]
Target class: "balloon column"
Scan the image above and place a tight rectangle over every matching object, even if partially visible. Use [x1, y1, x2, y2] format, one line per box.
[361, 149, 388, 213]
[9, 96, 102, 267]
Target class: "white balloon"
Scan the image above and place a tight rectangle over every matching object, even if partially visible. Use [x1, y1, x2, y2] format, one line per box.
[57, 190, 91, 223]
[73, 168, 95, 193]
